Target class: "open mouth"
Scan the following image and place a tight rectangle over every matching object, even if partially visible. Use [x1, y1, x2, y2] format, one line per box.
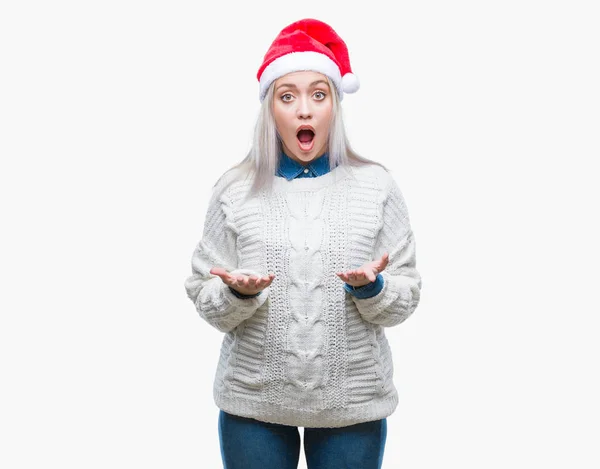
[296, 128, 315, 151]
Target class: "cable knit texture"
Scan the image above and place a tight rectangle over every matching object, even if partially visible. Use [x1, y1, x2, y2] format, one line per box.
[184, 163, 422, 428]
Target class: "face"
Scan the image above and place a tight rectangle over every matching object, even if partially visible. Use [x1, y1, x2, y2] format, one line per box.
[272, 71, 333, 165]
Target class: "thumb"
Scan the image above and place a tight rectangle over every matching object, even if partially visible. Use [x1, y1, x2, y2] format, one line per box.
[210, 267, 229, 278]
[372, 253, 389, 272]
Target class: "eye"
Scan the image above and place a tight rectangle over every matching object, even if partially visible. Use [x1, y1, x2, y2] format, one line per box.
[281, 93, 293, 102]
[314, 91, 326, 100]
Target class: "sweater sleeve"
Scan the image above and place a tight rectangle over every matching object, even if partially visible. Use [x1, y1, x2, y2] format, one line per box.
[184, 184, 269, 333]
[343, 273, 384, 298]
[350, 176, 422, 327]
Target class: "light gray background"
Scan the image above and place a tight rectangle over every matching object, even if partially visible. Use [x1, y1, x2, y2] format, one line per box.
[1, 1, 598, 468]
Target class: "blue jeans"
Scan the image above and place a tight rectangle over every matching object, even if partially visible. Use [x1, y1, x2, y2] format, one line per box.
[218, 410, 387, 469]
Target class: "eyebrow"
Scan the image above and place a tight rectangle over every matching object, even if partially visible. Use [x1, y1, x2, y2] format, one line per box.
[275, 80, 329, 92]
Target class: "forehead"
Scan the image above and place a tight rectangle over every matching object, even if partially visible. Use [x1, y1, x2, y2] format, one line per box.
[274, 71, 329, 88]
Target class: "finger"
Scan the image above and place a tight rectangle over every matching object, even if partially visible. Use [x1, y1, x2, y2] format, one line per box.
[256, 279, 268, 289]
[210, 267, 228, 277]
[381, 252, 389, 265]
[241, 275, 251, 288]
[222, 273, 235, 287]
[257, 275, 273, 287]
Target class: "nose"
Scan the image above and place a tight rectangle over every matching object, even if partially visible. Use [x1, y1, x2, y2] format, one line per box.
[296, 95, 312, 119]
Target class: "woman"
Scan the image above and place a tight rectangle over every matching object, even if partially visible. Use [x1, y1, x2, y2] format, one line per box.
[184, 18, 422, 469]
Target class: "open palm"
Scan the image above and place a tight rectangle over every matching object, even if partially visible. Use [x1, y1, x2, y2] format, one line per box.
[336, 253, 389, 288]
[210, 267, 276, 296]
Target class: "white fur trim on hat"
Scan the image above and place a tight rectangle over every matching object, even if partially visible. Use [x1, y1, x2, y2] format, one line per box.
[342, 73, 360, 93]
[259, 51, 343, 102]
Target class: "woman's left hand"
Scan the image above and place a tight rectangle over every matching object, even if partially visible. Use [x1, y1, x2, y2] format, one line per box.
[336, 252, 389, 288]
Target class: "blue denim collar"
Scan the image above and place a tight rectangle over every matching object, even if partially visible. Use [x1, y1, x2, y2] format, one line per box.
[277, 150, 332, 180]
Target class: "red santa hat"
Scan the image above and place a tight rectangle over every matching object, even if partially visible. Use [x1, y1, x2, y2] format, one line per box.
[256, 18, 360, 102]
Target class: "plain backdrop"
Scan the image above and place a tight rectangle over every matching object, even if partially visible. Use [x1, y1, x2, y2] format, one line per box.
[1, 1, 599, 468]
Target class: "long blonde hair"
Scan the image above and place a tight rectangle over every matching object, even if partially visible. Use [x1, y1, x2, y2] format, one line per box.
[214, 76, 387, 200]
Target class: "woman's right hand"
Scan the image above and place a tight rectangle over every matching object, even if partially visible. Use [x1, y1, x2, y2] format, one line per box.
[210, 267, 276, 296]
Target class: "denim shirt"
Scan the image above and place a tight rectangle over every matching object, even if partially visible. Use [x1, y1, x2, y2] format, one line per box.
[229, 151, 384, 299]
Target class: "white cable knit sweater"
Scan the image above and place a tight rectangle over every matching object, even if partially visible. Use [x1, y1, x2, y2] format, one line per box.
[184, 163, 422, 428]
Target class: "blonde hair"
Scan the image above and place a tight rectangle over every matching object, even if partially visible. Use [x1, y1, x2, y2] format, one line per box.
[214, 76, 387, 201]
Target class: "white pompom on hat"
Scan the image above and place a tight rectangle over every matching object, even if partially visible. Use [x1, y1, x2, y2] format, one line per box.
[256, 18, 360, 102]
